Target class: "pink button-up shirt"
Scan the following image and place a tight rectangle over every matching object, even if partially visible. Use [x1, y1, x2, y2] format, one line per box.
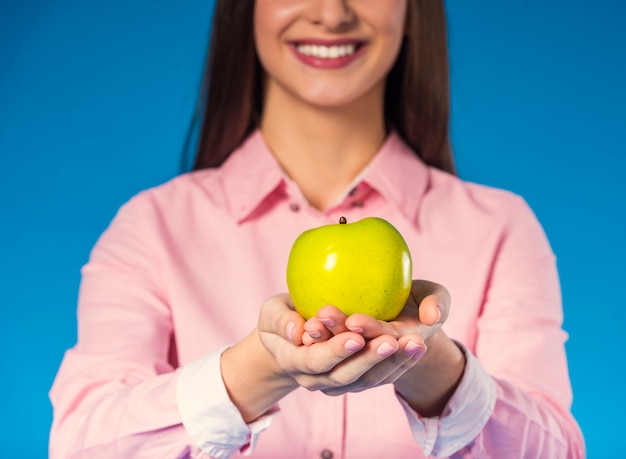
[49, 131, 585, 458]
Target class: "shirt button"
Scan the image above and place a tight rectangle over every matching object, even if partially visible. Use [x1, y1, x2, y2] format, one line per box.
[320, 449, 333, 459]
[289, 203, 300, 212]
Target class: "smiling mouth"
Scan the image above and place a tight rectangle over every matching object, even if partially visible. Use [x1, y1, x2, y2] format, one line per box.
[295, 43, 360, 59]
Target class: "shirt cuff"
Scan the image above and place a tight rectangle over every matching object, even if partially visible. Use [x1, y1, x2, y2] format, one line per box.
[176, 346, 277, 459]
[397, 341, 496, 457]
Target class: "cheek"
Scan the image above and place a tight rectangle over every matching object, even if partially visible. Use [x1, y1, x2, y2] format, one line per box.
[378, 5, 408, 68]
[253, 2, 271, 55]
[253, 0, 302, 38]
[362, 0, 408, 41]
[253, 1, 301, 71]
[381, 4, 408, 43]
[253, 8, 279, 76]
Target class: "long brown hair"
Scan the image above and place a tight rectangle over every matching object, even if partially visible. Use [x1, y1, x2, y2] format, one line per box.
[188, 0, 455, 175]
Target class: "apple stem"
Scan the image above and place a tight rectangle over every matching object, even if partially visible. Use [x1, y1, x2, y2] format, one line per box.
[339, 216, 347, 224]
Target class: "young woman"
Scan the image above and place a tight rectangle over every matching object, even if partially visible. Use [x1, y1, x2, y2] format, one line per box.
[49, 1, 585, 457]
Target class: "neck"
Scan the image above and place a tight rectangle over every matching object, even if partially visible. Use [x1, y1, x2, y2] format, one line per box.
[260, 85, 386, 211]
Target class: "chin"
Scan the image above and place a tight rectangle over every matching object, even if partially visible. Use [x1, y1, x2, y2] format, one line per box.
[300, 89, 377, 111]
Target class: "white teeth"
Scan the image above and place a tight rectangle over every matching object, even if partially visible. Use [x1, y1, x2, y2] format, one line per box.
[296, 44, 357, 59]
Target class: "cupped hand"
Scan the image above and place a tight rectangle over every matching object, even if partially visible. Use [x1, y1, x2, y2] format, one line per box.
[257, 293, 429, 395]
[303, 279, 450, 346]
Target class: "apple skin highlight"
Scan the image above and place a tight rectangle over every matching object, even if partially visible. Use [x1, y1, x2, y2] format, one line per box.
[286, 217, 413, 321]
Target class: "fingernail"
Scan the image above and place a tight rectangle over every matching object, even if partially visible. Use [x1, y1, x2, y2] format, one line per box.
[308, 330, 322, 339]
[286, 321, 295, 343]
[345, 339, 363, 351]
[320, 317, 336, 328]
[349, 326, 364, 334]
[377, 342, 396, 357]
[412, 347, 427, 360]
[404, 340, 422, 354]
[404, 341, 427, 360]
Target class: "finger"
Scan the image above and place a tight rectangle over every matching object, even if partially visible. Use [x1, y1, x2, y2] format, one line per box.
[373, 335, 428, 387]
[259, 294, 306, 345]
[315, 305, 350, 335]
[302, 332, 316, 346]
[321, 335, 423, 395]
[398, 334, 427, 361]
[417, 294, 443, 326]
[303, 317, 334, 344]
[344, 313, 401, 339]
[411, 280, 450, 325]
[290, 332, 367, 375]
[321, 335, 400, 387]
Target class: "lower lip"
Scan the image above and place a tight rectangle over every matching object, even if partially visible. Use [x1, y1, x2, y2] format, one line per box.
[290, 44, 367, 69]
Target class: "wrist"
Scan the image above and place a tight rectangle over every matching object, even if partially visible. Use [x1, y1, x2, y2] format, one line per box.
[221, 330, 297, 423]
[394, 330, 465, 417]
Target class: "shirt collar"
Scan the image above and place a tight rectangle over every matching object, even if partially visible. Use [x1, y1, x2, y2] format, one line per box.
[359, 131, 431, 223]
[217, 129, 431, 223]
[218, 130, 287, 222]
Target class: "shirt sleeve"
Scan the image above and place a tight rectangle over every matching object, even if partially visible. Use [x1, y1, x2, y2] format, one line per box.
[398, 195, 586, 458]
[48, 194, 271, 459]
[177, 347, 277, 459]
[397, 343, 496, 456]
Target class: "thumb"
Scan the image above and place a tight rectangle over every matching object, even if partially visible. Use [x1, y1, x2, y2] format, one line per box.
[411, 280, 450, 326]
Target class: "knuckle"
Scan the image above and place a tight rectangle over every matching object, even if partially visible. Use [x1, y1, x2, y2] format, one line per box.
[303, 358, 329, 375]
[296, 376, 328, 392]
[326, 373, 348, 387]
[327, 369, 360, 388]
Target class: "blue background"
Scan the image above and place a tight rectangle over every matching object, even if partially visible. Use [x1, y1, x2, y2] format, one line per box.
[1, 1, 624, 457]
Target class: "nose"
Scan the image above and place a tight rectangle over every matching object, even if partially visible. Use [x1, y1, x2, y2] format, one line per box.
[310, 0, 355, 32]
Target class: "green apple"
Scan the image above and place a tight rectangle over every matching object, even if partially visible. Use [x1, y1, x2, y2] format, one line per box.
[286, 216, 413, 321]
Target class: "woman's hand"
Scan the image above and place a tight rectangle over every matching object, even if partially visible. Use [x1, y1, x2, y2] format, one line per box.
[226, 279, 458, 423]
[255, 280, 451, 397]
[257, 292, 431, 396]
[302, 279, 450, 346]
[294, 279, 465, 412]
